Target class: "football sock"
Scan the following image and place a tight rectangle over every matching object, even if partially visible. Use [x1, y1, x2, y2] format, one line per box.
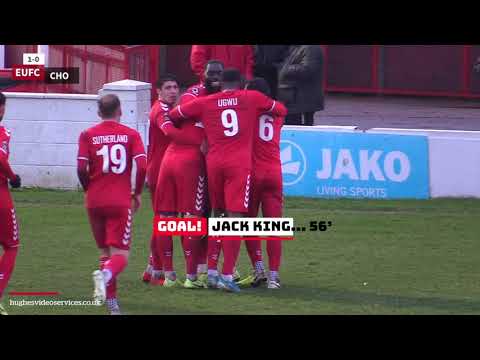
[245, 239, 263, 270]
[99, 256, 117, 299]
[197, 235, 208, 271]
[222, 274, 233, 282]
[182, 236, 200, 277]
[207, 237, 222, 270]
[152, 270, 164, 279]
[208, 269, 218, 277]
[267, 240, 282, 272]
[221, 238, 241, 276]
[255, 261, 265, 274]
[197, 264, 207, 274]
[156, 235, 173, 272]
[270, 271, 279, 281]
[150, 234, 164, 271]
[0, 247, 18, 299]
[103, 254, 127, 284]
[165, 271, 176, 281]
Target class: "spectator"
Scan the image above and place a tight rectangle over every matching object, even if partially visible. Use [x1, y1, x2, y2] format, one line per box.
[190, 45, 254, 82]
[253, 45, 290, 99]
[278, 45, 324, 126]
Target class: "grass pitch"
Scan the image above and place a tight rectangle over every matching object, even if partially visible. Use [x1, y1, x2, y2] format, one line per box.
[4, 188, 480, 315]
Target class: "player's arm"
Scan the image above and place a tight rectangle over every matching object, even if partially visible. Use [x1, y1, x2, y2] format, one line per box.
[179, 91, 198, 106]
[76, 131, 90, 191]
[253, 91, 288, 117]
[0, 151, 20, 188]
[160, 117, 204, 145]
[131, 132, 147, 213]
[168, 99, 203, 124]
[132, 133, 147, 196]
[191, 45, 209, 80]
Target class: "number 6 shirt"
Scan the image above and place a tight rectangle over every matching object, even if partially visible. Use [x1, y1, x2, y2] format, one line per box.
[77, 120, 146, 208]
[168, 89, 287, 169]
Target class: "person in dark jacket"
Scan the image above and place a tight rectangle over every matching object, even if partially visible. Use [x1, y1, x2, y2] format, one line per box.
[277, 45, 324, 126]
[253, 45, 290, 100]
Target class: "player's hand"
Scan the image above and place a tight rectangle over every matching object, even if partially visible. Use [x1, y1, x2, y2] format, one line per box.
[132, 194, 142, 214]
[9, 175, 21, 189]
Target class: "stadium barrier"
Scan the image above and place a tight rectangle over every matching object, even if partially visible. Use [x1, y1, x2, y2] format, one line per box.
[3, 79, 151, 188]
[3, 80, 480, 199]
[282, 126, 480, 199]
[281, 127, 430, 200]
[368, 128, 480, 198]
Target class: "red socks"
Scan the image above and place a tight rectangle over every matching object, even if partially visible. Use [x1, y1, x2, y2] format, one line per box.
[221, 238, 241, 276]
[267, 240, 282, 272]
[150, 233, 163, 271]
[155, 235, 173, 272]
[208, 236, 222, 271]
[196, 235, 208, 270]
[245, 239, 263, 269]
[0, 247, 18, 299]
[99, 256, 117, 300]
[104, 254, 128, 280]
[182, 236, 200, 276]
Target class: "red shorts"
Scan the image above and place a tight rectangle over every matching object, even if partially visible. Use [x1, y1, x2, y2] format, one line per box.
[207, 164, 251, 213]
[155, 150, 206, 216]
[0, 208, 20, 249]
[87, 207, 132, 251]
[249, 168, 283, 217]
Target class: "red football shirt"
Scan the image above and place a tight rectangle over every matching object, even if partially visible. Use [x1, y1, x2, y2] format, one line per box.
[180, 84, 209, 105]
[147, 100, 172, 182]
[0, 126, 14, 209]
[161, 83, 207, 152]
[77, 121, 146, 208]
[169, 89, 287, 168]
[253, 114, 284, 171]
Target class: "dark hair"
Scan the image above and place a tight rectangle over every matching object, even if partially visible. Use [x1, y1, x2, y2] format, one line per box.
[156, 74, 178, 89]
[205, 60, 224, 70]
[222, 68, 241, 83]
[98, 94, 121, 118]
[0, 92, 5, 106]
[246, 77, 271, 97]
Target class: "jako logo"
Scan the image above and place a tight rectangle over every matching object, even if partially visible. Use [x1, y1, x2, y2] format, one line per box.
[280, 140, 307, 186]
[316, 149, 411, 182]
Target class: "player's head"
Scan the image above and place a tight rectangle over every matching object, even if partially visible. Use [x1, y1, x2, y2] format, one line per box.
[245, 77, 272, 97]
[204, 60, 224, 94]
[221, 68, 242, 91]
[156, 74, 179, 105]
[98, 94, 122, 121]
[0, 92, 6, 122]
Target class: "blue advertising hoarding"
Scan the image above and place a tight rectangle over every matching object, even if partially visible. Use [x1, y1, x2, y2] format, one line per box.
[280, 130, 430, 199]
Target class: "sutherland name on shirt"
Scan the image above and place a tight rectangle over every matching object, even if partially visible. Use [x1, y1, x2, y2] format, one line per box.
[92, 134, 129, 145]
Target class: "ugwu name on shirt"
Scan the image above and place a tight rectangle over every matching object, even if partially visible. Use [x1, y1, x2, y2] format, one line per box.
[217, 98, 238, 107]
[92, 135, 128, 145]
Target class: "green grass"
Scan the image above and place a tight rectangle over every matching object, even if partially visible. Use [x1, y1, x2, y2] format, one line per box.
[4, 188, 480, 315]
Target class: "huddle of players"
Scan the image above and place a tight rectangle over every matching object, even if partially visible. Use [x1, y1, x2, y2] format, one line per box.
[78, 61, 287, 314]
[141, 60, 287, 294]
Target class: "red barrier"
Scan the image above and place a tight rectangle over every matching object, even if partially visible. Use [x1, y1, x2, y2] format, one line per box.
[324, 45, 480, 99]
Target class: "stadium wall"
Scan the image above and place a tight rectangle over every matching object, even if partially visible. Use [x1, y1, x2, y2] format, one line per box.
[368, 128, 480, 198]
[3, 80, 151, 189]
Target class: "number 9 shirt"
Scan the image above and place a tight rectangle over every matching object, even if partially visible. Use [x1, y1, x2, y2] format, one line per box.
[169, 90, 287, 213]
